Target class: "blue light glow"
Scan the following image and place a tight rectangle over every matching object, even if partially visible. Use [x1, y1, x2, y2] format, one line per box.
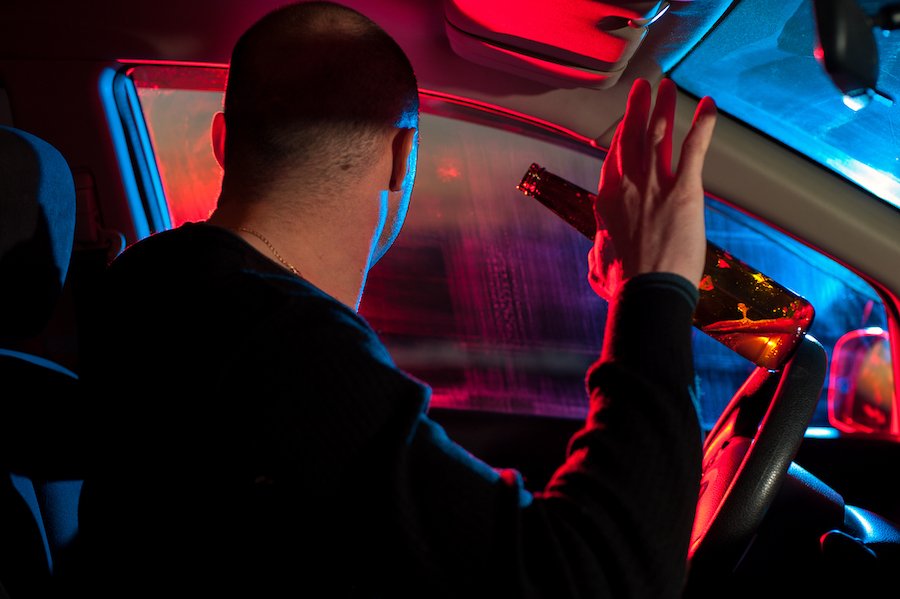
[673, 0, 900, 209]
[842, 94, 868, 112]
[846, 505, 875, 537]
[804, 427, 840, 439]
[99, 68, 152, 240]
[694, 199, 888, 429]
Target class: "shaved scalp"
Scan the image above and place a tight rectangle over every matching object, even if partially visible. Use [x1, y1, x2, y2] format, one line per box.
[222, 1, 419, 197]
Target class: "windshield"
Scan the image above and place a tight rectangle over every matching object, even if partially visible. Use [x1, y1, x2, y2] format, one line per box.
[672, 0, 900, 209]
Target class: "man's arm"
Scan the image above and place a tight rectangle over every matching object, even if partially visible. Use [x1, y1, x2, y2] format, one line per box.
[269, 77, 717, 597]
[531, 273, 702, 597]
[367, 273, 699, 599]
[371, 78, 717, 597]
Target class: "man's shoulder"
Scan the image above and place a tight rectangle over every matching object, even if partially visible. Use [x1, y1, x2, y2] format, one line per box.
[107, 223, 229, 276]
[102, 222, 290, 303]
[257, 284, 394, 367]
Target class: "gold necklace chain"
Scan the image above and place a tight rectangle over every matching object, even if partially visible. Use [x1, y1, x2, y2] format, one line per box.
[237, 226, 301, 277]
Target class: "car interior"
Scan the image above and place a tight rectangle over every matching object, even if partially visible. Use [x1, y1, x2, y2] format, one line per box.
[1, 0, 899, 597]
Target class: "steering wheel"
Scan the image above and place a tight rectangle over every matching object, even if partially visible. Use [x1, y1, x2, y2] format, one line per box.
[684, 335, 827, 595]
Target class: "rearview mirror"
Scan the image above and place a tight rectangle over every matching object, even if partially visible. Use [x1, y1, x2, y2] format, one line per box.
[828, 328, 896, 436]
[812, 0, 897, 109]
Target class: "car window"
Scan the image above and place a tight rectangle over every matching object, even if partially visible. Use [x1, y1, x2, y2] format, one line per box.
[700, 196, 889, 429]
[128, 64, 892, 431]
[671, 0, 900, 210]
[128, 65, 227, 227]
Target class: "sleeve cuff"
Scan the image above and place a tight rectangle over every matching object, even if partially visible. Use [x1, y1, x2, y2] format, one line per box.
[593, 272, 698, 392]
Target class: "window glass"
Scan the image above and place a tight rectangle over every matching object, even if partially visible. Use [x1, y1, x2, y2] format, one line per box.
[671, 0, 900, 210]
[129, 65, 226, 227]
[363, 107, 607, 418]
[129, 64, 891, 430]
[698, 198, 889, 429]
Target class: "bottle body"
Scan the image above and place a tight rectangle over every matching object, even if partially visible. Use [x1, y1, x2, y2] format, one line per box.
[517, 163, 815, 371]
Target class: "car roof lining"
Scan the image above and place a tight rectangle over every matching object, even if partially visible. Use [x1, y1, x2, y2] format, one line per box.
[3, 0, 898, 302]
[0, 0, 735, 143]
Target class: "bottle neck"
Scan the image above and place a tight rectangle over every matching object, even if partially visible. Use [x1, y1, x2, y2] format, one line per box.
[517, 163, 598, 239]
[518, 163, 597, 201]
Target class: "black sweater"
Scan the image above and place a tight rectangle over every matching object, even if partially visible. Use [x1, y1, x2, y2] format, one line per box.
[74, 223, 702, 598]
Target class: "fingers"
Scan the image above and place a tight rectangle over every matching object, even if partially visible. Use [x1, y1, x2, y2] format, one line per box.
[676, 95, 717, 182]
[618, 78, 651, 180]
[647, 78, 676, 180]
[597, 120, 623, 198]
[590, 80, 715, 290]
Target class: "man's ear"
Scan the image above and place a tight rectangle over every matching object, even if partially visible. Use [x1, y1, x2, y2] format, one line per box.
[389, 127, 417, 192]
[211, 111, 226, 169]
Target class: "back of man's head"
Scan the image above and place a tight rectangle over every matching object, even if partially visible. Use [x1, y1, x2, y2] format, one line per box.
[222, 1, 419, 197]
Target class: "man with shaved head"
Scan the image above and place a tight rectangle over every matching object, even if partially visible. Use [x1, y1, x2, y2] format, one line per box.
[74, 1, 717, 597]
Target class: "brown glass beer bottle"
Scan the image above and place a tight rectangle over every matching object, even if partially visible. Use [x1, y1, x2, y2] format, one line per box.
[517, 163, 815, 371]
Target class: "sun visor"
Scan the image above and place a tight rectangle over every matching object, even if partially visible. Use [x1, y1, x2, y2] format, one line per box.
[444, 0, 672, 89]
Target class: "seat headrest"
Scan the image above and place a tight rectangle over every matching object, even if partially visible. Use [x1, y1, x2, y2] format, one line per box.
[0, 126, 76, 338]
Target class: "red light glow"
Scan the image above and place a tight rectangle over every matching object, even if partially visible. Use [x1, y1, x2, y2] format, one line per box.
[121, 58, 230, 69]
[124, 62, 604, 229]
[121, 61, 600, 146]
[419, 89, 600, 148]
[436, 162, 461, 182]
[448, 0, 640, 67]
[486, 42, 615, 86]
[827, 327, 896, 436]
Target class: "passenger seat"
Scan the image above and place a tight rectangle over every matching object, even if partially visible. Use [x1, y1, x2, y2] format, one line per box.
[0, 125, 84, 598]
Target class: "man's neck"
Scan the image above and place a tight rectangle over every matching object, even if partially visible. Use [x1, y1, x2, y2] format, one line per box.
[207, 191, 375, 311]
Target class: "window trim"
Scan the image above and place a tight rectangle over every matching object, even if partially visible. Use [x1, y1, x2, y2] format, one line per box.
[110, 68, 171, 232]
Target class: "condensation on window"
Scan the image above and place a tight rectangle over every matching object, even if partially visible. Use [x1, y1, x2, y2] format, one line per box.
[128, 64, 891, 428]
[362, 113, 607, 419]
